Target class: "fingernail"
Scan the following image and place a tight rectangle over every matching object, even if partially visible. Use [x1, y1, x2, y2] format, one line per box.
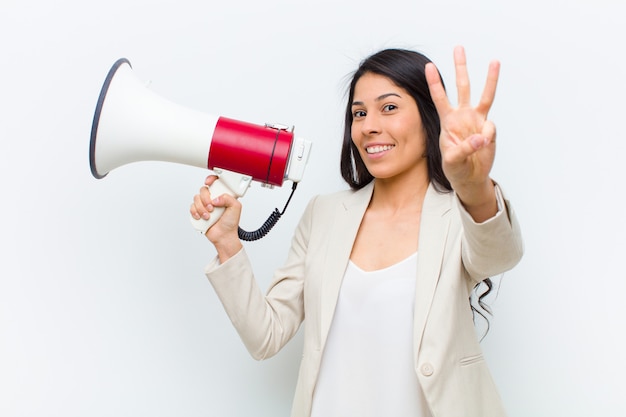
[202, 212, 210, 220]
[471, 136, 487, 148]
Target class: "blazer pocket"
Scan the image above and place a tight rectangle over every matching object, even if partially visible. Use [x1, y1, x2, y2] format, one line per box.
[460, 353, 485, 366]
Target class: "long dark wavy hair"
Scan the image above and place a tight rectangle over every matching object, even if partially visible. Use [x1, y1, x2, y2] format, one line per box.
[340, 48, 494, 336]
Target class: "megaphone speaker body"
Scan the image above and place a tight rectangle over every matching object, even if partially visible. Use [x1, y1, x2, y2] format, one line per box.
[90, 58, 293, 186]
[90, 58, 311, 234]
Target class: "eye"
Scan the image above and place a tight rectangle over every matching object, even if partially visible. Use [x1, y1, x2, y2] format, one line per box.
[353, 110, 366, 118]
[382, 104, 398, 112]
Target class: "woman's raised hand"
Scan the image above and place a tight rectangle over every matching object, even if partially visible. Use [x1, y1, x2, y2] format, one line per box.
[425, 45, 500, 187]
[425, 46, 500, 220]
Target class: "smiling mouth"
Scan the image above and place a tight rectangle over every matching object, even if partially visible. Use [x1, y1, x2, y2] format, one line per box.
[366, 144, 395, 154]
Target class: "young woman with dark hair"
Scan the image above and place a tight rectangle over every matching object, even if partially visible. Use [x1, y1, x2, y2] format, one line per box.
[190, 45, 523, 417]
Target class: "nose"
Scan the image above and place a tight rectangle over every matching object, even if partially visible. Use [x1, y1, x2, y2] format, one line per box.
[361, 113, 381, 136]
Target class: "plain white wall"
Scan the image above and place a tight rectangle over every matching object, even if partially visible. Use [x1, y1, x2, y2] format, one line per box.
[1, 0, 624, 416]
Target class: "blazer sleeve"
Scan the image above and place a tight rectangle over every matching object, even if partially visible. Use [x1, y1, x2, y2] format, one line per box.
[456, 182, 524, 282]
[204, 195, 317, 360]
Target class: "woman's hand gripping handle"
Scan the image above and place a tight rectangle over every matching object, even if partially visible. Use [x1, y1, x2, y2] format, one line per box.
[190, 172, 247, 262]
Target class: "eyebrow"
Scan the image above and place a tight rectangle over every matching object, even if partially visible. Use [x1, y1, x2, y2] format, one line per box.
[352, 92, 402, 107]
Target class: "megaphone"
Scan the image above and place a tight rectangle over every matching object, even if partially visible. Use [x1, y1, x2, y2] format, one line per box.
[90, 58, 312, 239]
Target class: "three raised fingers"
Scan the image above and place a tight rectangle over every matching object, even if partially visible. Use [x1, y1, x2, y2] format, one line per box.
[426, 46, 500, 117]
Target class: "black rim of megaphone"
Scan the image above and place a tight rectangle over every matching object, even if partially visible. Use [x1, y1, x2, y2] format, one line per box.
[89, 58, 131, 179]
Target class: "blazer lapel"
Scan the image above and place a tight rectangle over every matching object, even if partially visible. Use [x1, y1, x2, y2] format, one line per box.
[319, 183, 373, 348]
[413, 185, 453, 355]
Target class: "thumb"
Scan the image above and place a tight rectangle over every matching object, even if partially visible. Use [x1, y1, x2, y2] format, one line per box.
[445, 134, 489, 165]
[206, 192, 242, 236]
[211, 192, 240, 209]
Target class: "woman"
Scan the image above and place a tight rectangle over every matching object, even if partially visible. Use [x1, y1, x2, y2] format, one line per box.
[190, 46, 523, 417]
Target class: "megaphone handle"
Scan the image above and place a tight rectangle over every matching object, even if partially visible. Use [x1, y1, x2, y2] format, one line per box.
[189, 178, 236, 235]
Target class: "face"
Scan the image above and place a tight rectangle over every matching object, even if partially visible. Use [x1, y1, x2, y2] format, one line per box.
[351, 72, 428, 182]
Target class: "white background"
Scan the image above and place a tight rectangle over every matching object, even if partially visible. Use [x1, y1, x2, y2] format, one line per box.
[1, 0, 624, 416]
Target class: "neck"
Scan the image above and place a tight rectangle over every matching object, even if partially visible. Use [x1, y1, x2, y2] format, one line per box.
[369, 174, 430, 214]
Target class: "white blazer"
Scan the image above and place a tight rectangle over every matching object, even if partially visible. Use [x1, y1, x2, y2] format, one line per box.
[205, 181, 523, 417]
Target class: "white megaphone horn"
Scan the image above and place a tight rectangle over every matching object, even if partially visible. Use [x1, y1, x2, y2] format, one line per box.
[90, 58, 312, 240]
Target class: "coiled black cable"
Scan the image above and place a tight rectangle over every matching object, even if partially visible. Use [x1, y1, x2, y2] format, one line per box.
[238, 182, 298, 241]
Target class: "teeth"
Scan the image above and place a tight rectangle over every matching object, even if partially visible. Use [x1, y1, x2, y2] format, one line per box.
[366, 145, 394, 154]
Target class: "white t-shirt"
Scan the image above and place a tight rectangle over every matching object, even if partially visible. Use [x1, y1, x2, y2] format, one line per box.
[310, 252, 432, 417]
